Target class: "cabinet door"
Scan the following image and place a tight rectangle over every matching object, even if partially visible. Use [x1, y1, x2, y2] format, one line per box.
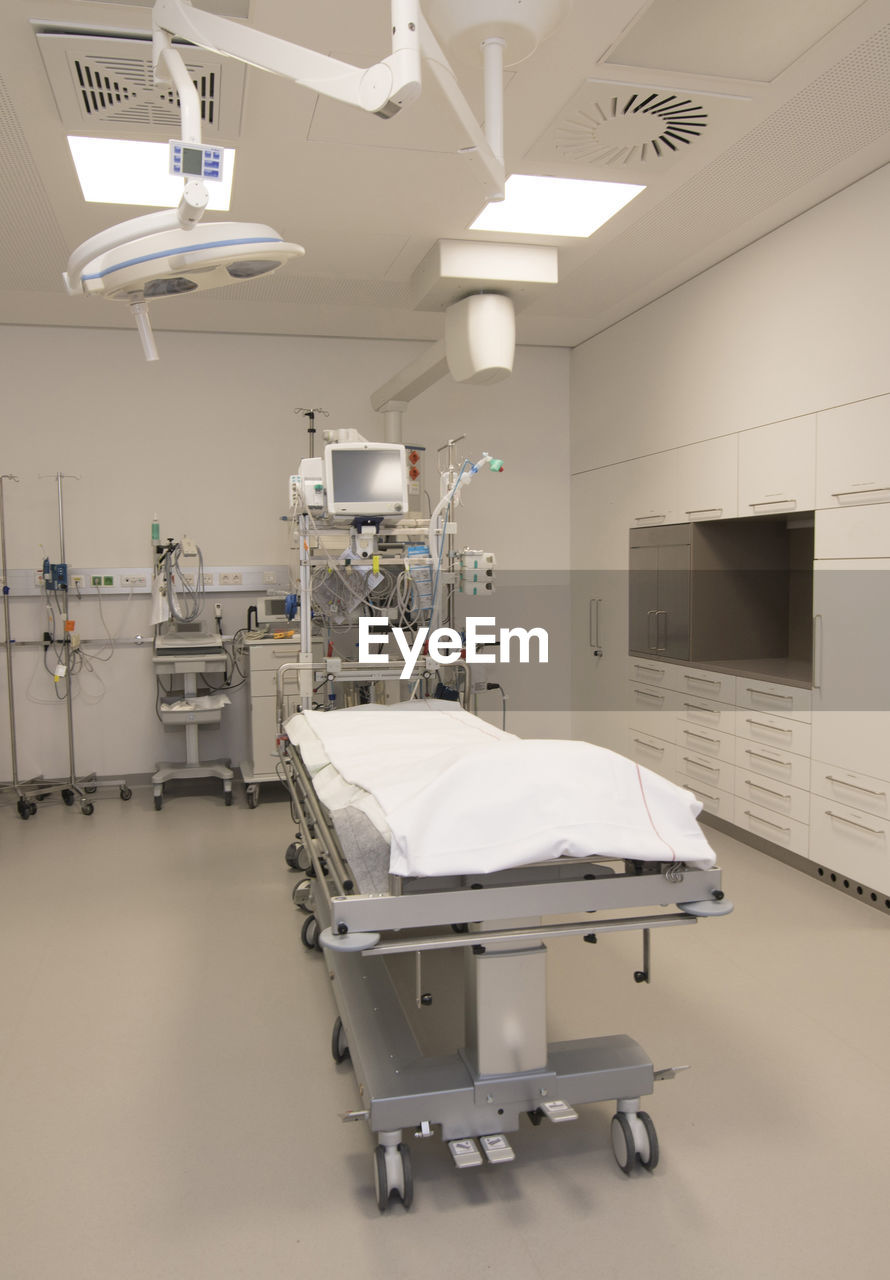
[815, 504, 890, 560]
[811, 559, 890, 780]
[816, 395, 890, 509]
[676, 435, 738, 521]
[626, 452, 679, 528]
[628, 526, 691, 660]
[657, 540, 691, 659]
[628, 544, 658, 654]
[738, 415, 816, 514]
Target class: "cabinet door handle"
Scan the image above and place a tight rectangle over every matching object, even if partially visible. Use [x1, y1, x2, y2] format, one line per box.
[589, 598, 602, 652]
[824, 776, 886, 798]
[655, 609, 667, 654]
[745, 778, 790, 802]
[744, 810, 791, 834]
[647, 610, 657, 652]
[830, 485, 890, 499]
[812, 613, 823, 693]
[745, 687, 793, 705]
[685, 507, 723, 517]
[749, 498, 796, 511]
[745, 748, 792, 772]
[682, 756, 719, 775]
[683, 729, 719, 745]
[745, 718, 792, 737]
[825, 810, 885, 837]
[634, 513, 667, 523]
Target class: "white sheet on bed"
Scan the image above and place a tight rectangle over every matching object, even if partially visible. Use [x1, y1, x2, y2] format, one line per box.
[285, 701, 715, 877]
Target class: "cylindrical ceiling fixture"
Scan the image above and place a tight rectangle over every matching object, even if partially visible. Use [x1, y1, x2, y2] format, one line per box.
[424, 0, 572, 66]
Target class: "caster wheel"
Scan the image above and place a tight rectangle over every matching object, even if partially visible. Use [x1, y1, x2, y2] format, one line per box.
[153, 795, 163, 811]
[29, 802, 38, 816]
[120, 787, 132, 801]
[611, 1110, 658, 1174]
[611, 1113, 637, 1175]
[527, 1108, 543, 1126]
[373, 1143, 413, 1212]
[291, 879, 312, 913]
[246, 787, 259, 810]
[637, 1111, 659, 1171]
[285, 841, 309, 870]
[331, 1016, 350, 1064]
[17, 799, 30, 820]
[300, 914, 320, 950]
[84, 785, 97, 795]
[224, 791, 233, 806]
[81, 802, 94, 816]
[61, 789, 74, 806]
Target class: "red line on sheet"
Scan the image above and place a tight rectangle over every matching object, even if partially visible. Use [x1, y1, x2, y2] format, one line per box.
[634, 763, 678, 862]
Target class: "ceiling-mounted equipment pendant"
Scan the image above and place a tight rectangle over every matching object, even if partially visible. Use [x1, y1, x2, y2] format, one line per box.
[424, 0, 572, 66]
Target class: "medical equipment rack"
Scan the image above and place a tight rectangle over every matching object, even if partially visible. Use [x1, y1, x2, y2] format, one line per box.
[0, 474, 38, 818]
[276, 710, 732, 1211]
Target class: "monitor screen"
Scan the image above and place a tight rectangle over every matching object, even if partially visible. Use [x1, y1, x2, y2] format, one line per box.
[325, 444, 407, 517]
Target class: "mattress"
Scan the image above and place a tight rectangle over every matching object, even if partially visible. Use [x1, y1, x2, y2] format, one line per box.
[284, 700, 716, 881]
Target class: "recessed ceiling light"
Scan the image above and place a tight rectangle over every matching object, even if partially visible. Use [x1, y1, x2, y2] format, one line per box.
[470, 173, 644, 237]
[67, 136, 235, 211]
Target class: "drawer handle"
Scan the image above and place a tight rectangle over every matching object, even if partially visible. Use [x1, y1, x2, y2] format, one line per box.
[683, 784, 718, 803]
[824, 776, 886, 799]
[634, 664, 664, 677]
[745, 779, 790, 802]
[682, 756, 719, 775]
[746, 687, 793, 704]
[683, 701, 715, 714]
[746, 718, 792, 738]
[744, 810, 791, 834]
[825, 810, 885, 837]
[633, 738, 663, 752]
[683, 730, 719, 745]
[634, 688, 665, 703]
[686, 675, 720, 689]
[745, 748, 792, 771]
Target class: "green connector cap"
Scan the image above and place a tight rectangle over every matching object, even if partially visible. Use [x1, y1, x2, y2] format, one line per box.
[489, 458, 504, 472]
[91, 575, 102, 587]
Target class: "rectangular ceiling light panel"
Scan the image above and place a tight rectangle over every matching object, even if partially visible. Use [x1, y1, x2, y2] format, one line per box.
[470, 174, 644, 237]
[68, 136, 235, 210]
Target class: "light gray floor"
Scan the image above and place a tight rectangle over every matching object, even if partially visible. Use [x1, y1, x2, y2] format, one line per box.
[1, 784, 888, 1280]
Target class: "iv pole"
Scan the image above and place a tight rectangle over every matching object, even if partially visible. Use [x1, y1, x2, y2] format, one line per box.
[39, 473, 130, 816]
[0, 474, 38, 818]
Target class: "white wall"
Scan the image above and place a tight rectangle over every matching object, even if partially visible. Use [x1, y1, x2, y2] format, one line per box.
[571, 163, 890, 473]
[0, 326, 570, 783]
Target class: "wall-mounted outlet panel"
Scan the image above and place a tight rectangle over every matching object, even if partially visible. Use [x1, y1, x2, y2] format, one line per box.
[121, 574, 147, 588]
[219, 572, 242, 586]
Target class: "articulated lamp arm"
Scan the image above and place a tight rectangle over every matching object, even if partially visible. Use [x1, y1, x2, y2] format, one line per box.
[152, 0, 422, 118]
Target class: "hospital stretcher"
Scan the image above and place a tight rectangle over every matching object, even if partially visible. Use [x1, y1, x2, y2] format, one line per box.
[276, 695, 732, 1211]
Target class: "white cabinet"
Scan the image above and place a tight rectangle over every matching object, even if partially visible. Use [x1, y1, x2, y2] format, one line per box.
[816, 395, 890, 509]
[676, 435, 738, 521]
[243, 639, 302, 785]
[734, 799, 810, 857]
[809, 803, 890, 894]
[815, 504, 890, 560]
[738, 414, 816, 514]
[625, 451, 679, 527]
[811, 559, 890, 780]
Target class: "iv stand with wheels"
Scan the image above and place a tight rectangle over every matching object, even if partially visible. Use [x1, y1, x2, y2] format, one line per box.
[0, 475, 40, 819]
[36, 473, 131, 817]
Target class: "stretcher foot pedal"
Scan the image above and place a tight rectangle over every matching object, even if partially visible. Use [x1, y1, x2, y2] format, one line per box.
[480, 1134, 515, 1164]
[540, 1100, 578, 1123]
[449, 1138, 483, 1169]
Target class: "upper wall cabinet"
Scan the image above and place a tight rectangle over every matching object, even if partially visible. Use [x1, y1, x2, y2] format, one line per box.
[815, 395, 890, 509]
[738, 415, 816, 515]
[626, 451, 679, 528]
[676, 435, 738, 522]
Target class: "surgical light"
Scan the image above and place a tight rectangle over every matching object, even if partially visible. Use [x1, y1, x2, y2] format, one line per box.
[470, 174, 645, 237]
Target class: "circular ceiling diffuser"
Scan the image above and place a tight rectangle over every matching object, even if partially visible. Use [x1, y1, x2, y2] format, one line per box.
[555, 90, 709, 166]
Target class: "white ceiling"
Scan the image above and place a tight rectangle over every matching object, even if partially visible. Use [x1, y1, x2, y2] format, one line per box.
[2, 0, 890, 349]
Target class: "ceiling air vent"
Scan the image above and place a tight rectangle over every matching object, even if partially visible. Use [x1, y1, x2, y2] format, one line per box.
[523, 78, 749, 180]
[35, 32, 245, 139]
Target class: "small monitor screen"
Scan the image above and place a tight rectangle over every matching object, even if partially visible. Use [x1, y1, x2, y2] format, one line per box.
[329, 448, 405, 510]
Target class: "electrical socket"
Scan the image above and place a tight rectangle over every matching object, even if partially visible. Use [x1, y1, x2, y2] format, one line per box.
[91, 575, 102, 587]
[219, 571, 242, 586]
[180, 571, 196, 588]
[34, 571, 43, 588]
[263, 571, 276, 585]
[121, 574, 147, 588]
[72, 575, 83, 587]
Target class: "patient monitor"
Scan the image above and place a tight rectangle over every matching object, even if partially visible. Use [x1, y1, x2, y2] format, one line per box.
[324, 442, 409, 522]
